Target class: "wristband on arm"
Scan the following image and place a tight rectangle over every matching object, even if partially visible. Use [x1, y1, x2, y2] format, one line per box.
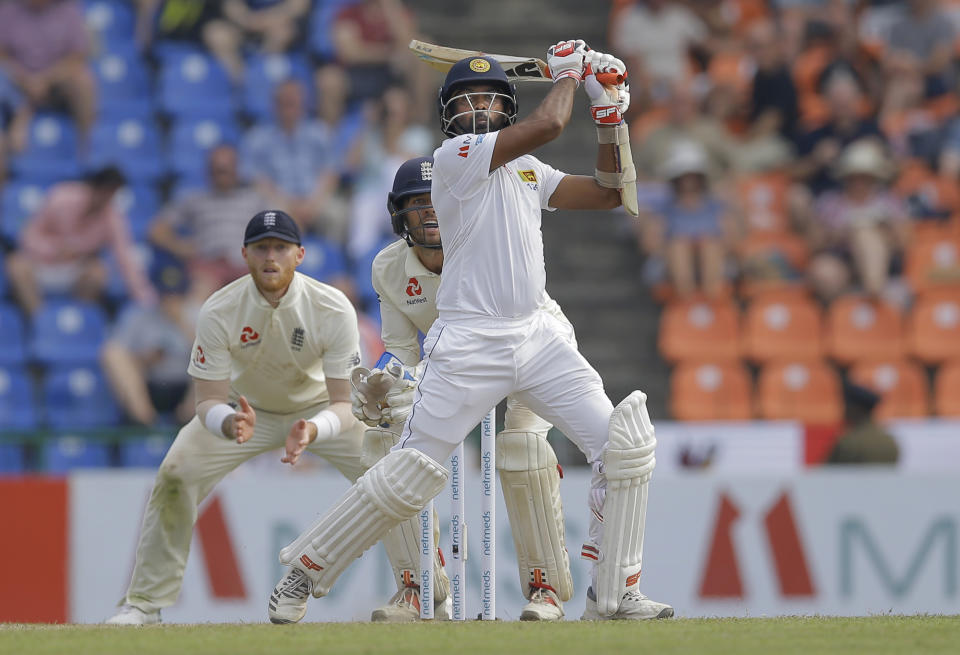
[204, 403, 237, 438]
[308, 409, 342, 442]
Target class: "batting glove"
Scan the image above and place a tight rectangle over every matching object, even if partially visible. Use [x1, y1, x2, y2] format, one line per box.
[547, 39, 590, 85]
[583, 51, 630, 125]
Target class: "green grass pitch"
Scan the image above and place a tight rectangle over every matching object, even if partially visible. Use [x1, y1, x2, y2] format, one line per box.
[3, 617, 960, 655]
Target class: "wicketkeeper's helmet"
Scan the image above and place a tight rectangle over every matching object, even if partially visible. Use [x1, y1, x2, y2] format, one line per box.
[388, 156, 439, 249]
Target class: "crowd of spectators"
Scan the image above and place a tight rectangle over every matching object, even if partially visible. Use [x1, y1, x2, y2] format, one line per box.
[617, 0, 960, 425]
[0, 0, 431, 471]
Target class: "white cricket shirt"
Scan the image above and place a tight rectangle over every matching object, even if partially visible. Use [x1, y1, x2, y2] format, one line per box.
[372, 237, 576, 365]
[187, 272, 361, 414]
[432, 130, 566, 320]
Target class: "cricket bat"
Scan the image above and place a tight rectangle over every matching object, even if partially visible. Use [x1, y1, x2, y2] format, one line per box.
[409, 39, 639, 217]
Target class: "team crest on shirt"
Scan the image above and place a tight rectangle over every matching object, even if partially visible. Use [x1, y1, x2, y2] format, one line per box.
[518, 169, 539, 191]
[193, 345, 206, 369]
[240, 326, 261, 347]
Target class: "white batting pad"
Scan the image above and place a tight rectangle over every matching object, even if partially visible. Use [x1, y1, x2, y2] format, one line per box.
[596, 391, 657, 616]
[362, 427, 450, 602]
[279, 447, 448, 598]
[496, 430, 574, 602]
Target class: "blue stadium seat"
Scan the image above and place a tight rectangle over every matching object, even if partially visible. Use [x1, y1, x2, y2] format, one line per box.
[88, 117, 165, 182]
[0, 302, 28, 366]
[118, 435, 173, 468]
[42, 436, 112, 472]
[114, 184, 161, 241]
[158, 50, 235, 119]
[166, 117, 239, 181]
[30, 300, 109, 366]
[352, 236, 396, 311]
[42, 365, 120, 430]
[300, 236, 348, 283]
[103, 243, 153, 302]
[84, 0, 137, 51]
[243, 52, 313, 121]
[0, 181, 49, 243]
[10, 114, 81, 182]
[93, 51, 154, 119]
[0, 364, 37, 431]
[0, 251, 6, 299]
[0, 443, 27, 473]
[309, 0, 361, 61]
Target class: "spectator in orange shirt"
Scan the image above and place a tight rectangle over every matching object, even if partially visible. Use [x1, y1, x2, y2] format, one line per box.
[5, 165, 155, 316]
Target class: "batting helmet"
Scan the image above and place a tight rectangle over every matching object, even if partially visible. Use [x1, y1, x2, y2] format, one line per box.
[388, 156, 440, 249]
[437, 56, 517, 137]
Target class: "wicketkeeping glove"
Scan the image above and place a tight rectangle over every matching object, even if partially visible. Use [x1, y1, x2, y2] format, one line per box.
[547, 39, 590, 85]
[583, 51, 630, 125]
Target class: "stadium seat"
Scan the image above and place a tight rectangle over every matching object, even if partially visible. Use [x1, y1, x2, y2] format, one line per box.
[906, 289, 960, 364]
[756, 359, 843, 423]
[824, 296, 904, 365]
[0, 181, 49, 243]
[88, 117, 165, 182]
[299, 236, 348, 283]
[166, 117, 240, 181]
[736, 171, 790, 234]
[934, 360, 960, 417]
[905, 233, 960, 295]
[114, 184, 161, 242]
[742, 294, 824, 364]
[0, 364, 38, 431]
[669, 360, 753, 421]
[118, 435, 174, 468]
[92, 51, 153, 119]
[41, 436, 111, 472]
[0, 443, 26, 473]
[0, 251, 6, 298]
[10, 113, 81, 182]
[158, 50, 235, 119]
[849, 359, 930, 419]
[243, 52, 313, 121]
[103, 243, 153, 303]
[84, 0, 136, 49]
[42, 365, 120, 430]
[0, 302, 28, 366]
[658, 297, 741, 364]
[30, 300, 109, 366]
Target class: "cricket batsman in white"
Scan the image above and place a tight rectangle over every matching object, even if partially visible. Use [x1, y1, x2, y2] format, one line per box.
[349, 155, 577, 621]
[268, 41, 673, 620]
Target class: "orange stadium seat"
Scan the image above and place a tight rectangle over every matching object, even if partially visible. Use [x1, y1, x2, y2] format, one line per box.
[658, 297, 741, 363]
[742, 294, 824, 364]
[669, 360, 753, 421]
[757, 359, 843, 423]
[906, 289, 960, 364]
[905, 233, 960, 295]
[824, 296, 904, 365]
[933, 360, 960, 417]
[736, 171, 790, 234]
[849, 359, 930, 419]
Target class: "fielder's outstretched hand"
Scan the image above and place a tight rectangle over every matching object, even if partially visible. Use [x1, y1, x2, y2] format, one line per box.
[232, 396, 256, 444]
[547, 39, 590, 84]
[282, 418, 315, 466]
[583, 51, 630, 124]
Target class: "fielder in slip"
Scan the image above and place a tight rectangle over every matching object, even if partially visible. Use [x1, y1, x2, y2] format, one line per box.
[106, 211, 368, 626]
[268, 41, 672, 620]
[358, 155, 578, 622]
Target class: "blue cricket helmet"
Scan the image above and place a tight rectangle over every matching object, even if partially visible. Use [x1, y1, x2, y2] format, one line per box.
[388, 156, 439, 248]
[437, 56, 518, 137]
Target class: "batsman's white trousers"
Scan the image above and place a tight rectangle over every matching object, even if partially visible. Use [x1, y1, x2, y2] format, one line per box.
[399, 310, 614, 466]
[121, 404, 365, 612]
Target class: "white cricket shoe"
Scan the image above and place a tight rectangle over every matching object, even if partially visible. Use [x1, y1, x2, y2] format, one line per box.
[520, 587, 564, 621]
[105, 604, 161, 625]
[582, 587, 674, 620]
[268, 567, 313, 624]
[370, 586, 452, 622]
